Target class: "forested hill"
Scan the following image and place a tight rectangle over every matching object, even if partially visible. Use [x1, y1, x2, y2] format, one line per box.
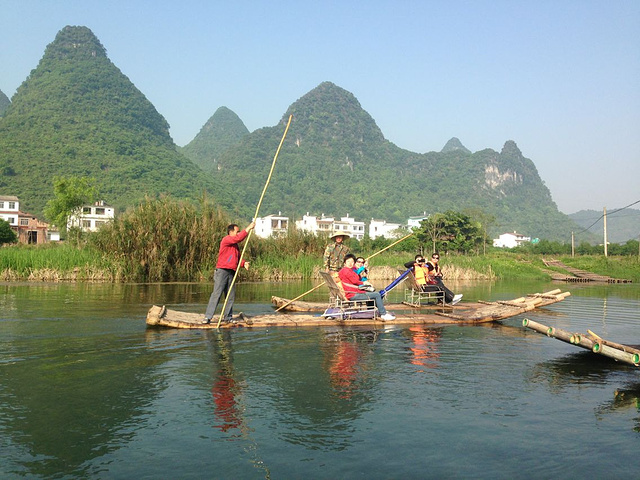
[570, 209, 640, 243]
[0, 26, 231, 216]
[0, 89, 10, 117]
[209, 81, 580, 241]
[181, 106, 249, 171]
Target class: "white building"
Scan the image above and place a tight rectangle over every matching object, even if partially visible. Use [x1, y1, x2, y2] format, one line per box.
[255, 213, 289, 238]
[296, 213, 335, 236]
[493, 231, 531, 248]
[407, 212, 429, 229]
[67, 200, 115, 232]
[0, 195, 20, 227]
[295, 213, 366, 239]
[333, 214, 366, 240]
[369, 218, 403, 239]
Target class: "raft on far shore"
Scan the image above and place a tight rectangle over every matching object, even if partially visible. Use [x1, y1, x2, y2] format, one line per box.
[523, 318, 640, 368]
[146, 289, 571, 329]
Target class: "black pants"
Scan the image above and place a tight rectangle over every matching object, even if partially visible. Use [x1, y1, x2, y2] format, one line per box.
[422, 279, 454, 303]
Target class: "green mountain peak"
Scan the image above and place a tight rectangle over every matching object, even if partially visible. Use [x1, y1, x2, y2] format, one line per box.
[0, 25, 228, 216]
[42, 25, 108, 62]
[181, 106, 249, 171]
[283, 81, 386, 144]
[441, 137, 470, 154]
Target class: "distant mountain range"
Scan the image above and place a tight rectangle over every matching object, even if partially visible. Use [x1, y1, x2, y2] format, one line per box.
[569, 208, 640, 243]
[189, 81, 584, 240]
[1, 25, 591, 241]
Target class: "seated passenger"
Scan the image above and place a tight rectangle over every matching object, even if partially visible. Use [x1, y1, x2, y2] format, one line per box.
[354, 256, 370, 283]
[404, 254, 462, 305]
[339, 254, 396, 321]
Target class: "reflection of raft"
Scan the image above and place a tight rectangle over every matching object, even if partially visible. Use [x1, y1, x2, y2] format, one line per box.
[523, 318, 640, 367]
[146, 289, 570, 329]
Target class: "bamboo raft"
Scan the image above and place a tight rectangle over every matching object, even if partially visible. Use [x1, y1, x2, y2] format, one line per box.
[543, 259, 632, 283]
[523, 318, 640, 368]
[146, 289, 570, 329]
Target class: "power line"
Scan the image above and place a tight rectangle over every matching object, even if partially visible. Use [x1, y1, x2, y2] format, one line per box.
[573, 199, 640, 235]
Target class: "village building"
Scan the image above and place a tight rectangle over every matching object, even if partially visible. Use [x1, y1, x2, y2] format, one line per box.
[369, 218, 403, 239]
[255, 213, 289, 238]
[0, 195, 19, 228]
[0, 195, 51, 244]
[407, 212, 429, 229]
[296, 213, 335, 236]
[333, 214, 366, 240]
[67, 200, 115, 232]
[493, 231, 531, 248]
[295, 213, 365, 239]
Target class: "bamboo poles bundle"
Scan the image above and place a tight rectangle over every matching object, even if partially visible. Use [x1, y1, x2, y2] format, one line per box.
[522, 318, 639, 367]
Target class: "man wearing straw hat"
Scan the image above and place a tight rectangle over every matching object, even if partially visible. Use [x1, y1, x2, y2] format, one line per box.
[202, 220, 255, 324]
[323, 231, 350, 272]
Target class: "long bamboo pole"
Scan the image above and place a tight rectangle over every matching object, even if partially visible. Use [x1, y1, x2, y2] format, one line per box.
[275, 232, 414, 312]
[365, 232, 414, 261]
[216, 115, 293, 328]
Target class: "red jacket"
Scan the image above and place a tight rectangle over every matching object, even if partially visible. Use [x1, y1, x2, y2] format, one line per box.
[216, 230, 248, 270]
[338, 267, 363, 299]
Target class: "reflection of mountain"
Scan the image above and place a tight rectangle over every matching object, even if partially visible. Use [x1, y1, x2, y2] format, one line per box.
[0, 335, 167, 477]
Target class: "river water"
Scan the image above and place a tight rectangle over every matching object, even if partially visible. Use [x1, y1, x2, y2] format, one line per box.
[1, 280, 639, 479]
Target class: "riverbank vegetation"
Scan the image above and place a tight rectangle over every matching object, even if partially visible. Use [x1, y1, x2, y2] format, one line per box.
[1, 197, 639, 283]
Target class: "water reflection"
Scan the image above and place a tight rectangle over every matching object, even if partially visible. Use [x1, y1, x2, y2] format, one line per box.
[324, 329, 378, 400]
[528, 350, 635, 392]
[208, 331, 246, 433]
[405, 326, 443, 370]
[0, 334, 167, 478]
[2, 280, 640, 478]
[232, 328, 382, 452]
[596, 381, 640, 433]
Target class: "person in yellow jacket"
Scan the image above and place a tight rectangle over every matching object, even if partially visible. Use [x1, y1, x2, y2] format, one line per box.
[404, 254, 462, 305]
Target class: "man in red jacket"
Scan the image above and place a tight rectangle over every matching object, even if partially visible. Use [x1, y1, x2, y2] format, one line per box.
[202, 221, 255, 324]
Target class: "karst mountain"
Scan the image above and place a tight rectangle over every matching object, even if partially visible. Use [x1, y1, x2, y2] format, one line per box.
[0, 26, 229, 216]
[1, 26, 581, 240]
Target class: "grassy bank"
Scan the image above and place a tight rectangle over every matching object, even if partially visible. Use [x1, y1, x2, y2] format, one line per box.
[3, 243, 639, 283]
[0, 243, 123, 281]
[2, 198, 638, 283]
[559, 255, 640, 282]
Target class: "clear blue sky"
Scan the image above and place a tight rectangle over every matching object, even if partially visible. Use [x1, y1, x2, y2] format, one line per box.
[1, 0, 638, 214]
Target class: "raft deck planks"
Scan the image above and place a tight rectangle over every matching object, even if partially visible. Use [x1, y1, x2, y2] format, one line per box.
[146, 289, 571, 329]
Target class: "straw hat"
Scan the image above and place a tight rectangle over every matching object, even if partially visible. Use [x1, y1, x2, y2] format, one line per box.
[330, 231, 351, 240]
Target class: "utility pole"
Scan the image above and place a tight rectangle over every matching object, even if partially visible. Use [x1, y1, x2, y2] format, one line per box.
[571, 231, 575, 258]
[603, 207, 608, 257]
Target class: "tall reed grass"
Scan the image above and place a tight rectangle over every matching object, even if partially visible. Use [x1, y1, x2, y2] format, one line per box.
[0, 242, 120, 281]
[91, 196, 230, 281]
